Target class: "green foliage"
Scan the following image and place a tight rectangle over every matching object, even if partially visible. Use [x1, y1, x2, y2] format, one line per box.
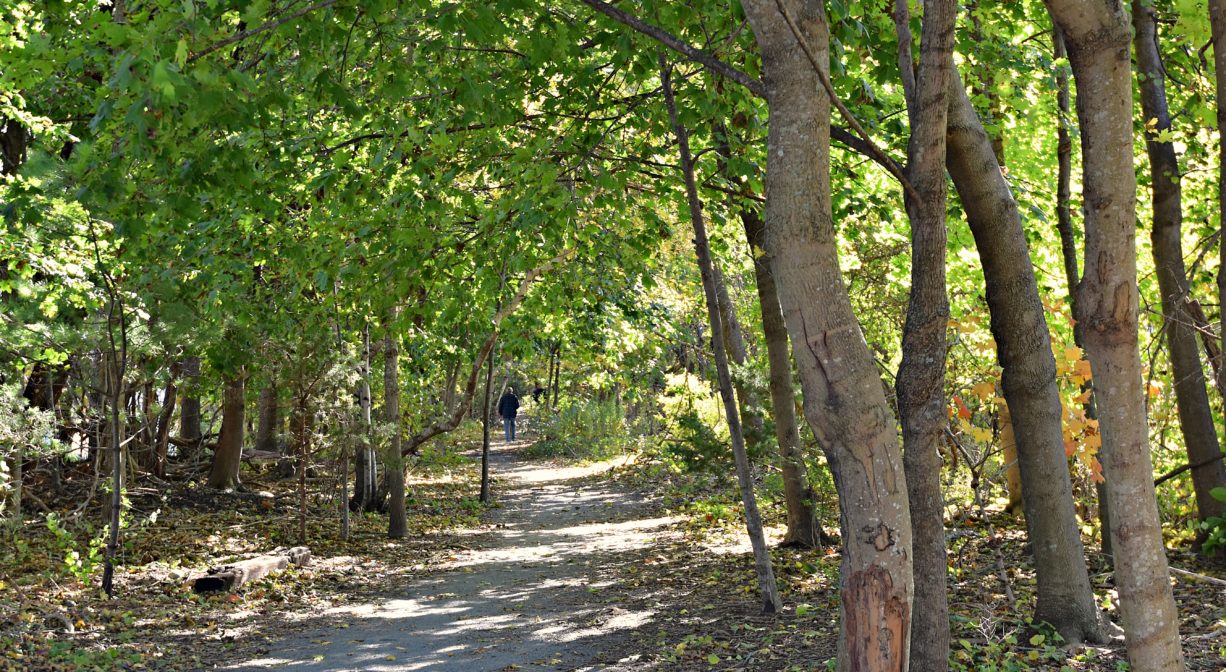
[44, 512, 105, 583]
[530, 399, 633, 459]
[1198, 487, 1226, 554]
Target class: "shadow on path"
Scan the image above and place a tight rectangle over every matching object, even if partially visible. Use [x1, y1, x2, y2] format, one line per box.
[224, 442, 669, 671]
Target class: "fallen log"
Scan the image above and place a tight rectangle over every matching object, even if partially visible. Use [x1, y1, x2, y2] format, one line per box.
[191, 547, 311, 593]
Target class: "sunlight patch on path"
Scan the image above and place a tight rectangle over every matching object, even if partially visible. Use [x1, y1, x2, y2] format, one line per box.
[225, 447, 661, 671]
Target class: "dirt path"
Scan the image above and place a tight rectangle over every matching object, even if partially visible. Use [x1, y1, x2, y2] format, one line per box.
[225, 442, 672, 671]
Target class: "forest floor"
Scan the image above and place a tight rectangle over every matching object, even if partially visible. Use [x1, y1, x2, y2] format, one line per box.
[3, 431, 1226, 671]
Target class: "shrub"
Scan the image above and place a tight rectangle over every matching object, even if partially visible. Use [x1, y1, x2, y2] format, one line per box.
[530, 399, 632, 459]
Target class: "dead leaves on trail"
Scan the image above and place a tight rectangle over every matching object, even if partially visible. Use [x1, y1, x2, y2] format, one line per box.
[0, 463, 486, 671]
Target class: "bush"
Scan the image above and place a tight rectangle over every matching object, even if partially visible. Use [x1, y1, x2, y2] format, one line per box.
[529, 399, 632, 459]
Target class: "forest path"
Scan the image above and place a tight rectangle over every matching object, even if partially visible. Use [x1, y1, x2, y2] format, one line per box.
[226, 440, 670, 671]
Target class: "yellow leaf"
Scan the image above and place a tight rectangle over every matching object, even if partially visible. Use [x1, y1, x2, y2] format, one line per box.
[1073, 359, 1092, 381]
[971, 381, 996, 401]
[1147, 380, 1164, 398]
[1063, 345, 1082, 362]
[969, 426, 993, 443]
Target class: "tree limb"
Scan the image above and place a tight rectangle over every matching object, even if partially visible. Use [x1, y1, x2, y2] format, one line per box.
[190, 0, 340, 63]
[401, 249, 575, 455]
[577, 0, 766, 98]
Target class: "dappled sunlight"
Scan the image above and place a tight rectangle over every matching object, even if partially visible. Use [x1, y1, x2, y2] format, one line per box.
[225, 446, 663, 671]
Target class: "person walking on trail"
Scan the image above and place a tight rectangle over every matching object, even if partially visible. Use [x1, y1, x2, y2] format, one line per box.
[498, 387, 520, 443]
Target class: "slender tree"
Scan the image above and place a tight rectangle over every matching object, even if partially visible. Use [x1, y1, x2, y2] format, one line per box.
[1046, 0, 1186, 667]
[893, 0, 957, 667]
[1133, 0, 1226, 553]
[738, 1, 913, 665]
[660, 52, 781, 614]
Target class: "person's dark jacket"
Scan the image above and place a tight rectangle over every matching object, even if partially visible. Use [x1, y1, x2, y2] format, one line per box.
[497, 391, 520, 419]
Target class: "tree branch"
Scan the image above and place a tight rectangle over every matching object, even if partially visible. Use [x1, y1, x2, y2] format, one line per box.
[577, 0, 766, 98]
[401, 249, 575, 455]
[190, 0, 340, 63]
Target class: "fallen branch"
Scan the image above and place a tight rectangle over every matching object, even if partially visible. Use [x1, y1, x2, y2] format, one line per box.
[191, 547, 311, 593]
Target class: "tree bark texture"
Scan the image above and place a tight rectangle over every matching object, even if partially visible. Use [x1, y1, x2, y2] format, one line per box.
[1133, 0, 1226, 550]
[739, 1, 912, 666]
[713, 261, 768, 451]
[742, 206, 821, 548]
[353, 325, 378, 512]
[384, 308, 407, 538]
[153, 373, 177, 478]
[1047, 0, 1186, 667]
[255, 379, 280, 454]
[1212, 0, 1226, 403]
[946, 67, 1106, 644]
[207, 373, 245, 490]
[1053, 28, 1113, 558]
[660, 52, 781, 615]
[480, 344, 495, 503]
[893, 0, 956, 668]
[178, 356, 203, 447]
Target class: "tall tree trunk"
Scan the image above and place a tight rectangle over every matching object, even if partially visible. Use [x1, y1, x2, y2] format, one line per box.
[178, 356, 202, 451]
[480, 345, 495, 503]
[946, 68, 1107, 644]
[384, 308, 407, 538]
[152, 371, 177, 478]
[254, 378, 280, 453]
[712, 261, 767, 450]
[660, 53, 780, 615]
[741, 205, 820, 548]
[207, 372, 245, 490]
[353, 324, 378, 512]
[293, 393, 311, 544]
[739, 2, 913, 666]
[893, 0, 956, 668]
[1212, 0, 1226, 404]
[1046, 0, 1186, 667]
[550, 344, 561, 410]
[1053, 28, 1113, 557]
[1134, 0, 1226, 553]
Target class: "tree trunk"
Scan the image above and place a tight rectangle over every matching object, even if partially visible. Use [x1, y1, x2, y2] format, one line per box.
[660, 53, 780, 614]
[152, 372, 177, 478]
[713, 261, 767, 450]
[178, 356, 202, 451]
[480, 345, 495, 503]
[1047, 0, 1186, 667]
[293, 394, 311, 544]
[206, 373, 245, 490]
[741, 205, 820, 548]
[384, 308, 407, 538]
[1053, 28, 1113, 558]
[946, 67, 1107, 644]
[550, 344, 561, 410]
[1212, 0, 1226, 403]
[1134, 0, 1226, 553]
[254, 378, 280, 454]
[739, 2, 912, 666]
[893, 0, 956, 668]
[353, 324, 378, 512]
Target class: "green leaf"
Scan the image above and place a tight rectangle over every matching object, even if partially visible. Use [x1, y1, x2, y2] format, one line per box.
[706, 654, 720, 664]
[1211, 487, 1226, 504]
